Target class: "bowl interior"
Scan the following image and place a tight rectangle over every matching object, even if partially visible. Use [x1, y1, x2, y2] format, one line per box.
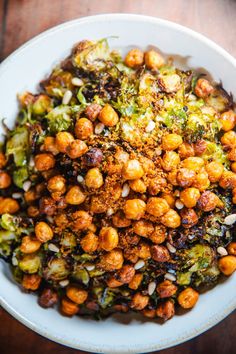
[0, 14, 236, 354]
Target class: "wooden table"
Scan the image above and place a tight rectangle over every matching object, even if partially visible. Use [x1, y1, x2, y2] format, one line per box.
[0, 1, 236, 353]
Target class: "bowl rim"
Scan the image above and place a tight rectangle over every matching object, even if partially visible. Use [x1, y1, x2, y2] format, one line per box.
[0, 13, 236, 354]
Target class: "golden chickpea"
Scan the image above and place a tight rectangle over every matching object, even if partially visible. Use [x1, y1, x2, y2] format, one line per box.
[151, 244, 170, 262]
[162, 133, 183, 151]
[41, 136, 59, 155]
[0, 198, 19, 214]
[85, 167, 103, 189]
[0, 152, 7, 168]
[54, 213, 68, 229]
[227, 242, 236, 256]
[181, 208, 199, 228]
[180, 187, 200, 208]
[156, 280, 177, 298]
[130, 292, 149, 310]
[162, 151, 180, 171]
[123, 199, 146, 220]
[35, 221, 53, 243]
[219, 110, 236, 131]
[35, 153, 55, 171]
[122, 159, 144, 180]
[142, 308, 156, 318]
[99, 226, 119, 251]
[205, 161, 224, 182]
[125, 48, 144, 68]
[228, 147, 236, 161]
[112, 211, 131, 228]
[167, 170, 178, 186]
[84, 103, 102, 122]
[148, 175, 167, 195]
[129, 179, 147, 193]
[98, 104, 119, 127]
[47, 175, 66, 194]
[178, 287, 199, 309]
[194, 78, 214, 98]
[20, 236, 41, 254]
[149, 225, 167, 244]
[61, 297, 79, 316]
[218, 255, 236, 275]
[146, 197, 170, 217]
[137, 241, 151, 259]
[133, 220, 154, 237]
[117, 264, 135, 284]
[65, 186, 86, 205]
[27, 206, 40, 218]
[194, 139, 207, 156]
[219, 171, 236, 189]
[181, 157, 204, 172]
[156, 300, 175, 321]
[80, 232, 98, 253]
[197, 191, 221, 211]
[71, 210, 92, 231]
[66, 139, 88, 159]
[193, 168, 210, 191]
[22, 274, 41, 291]
[99, 249, 124, 271]
[221, 130, 236, 147]
[56, 131, 74, 153]
[0, 171, 11, 189]
[66, 286, 88, 304]
[106, 277, 123, 288]
[231, 162, 236, 173]
[161, 192, 175, 208]
[144, 49, 164, 70]
[160, 209, 181, 228]
[233, 188, 236, 204]
[75, 118, 93, 140]
[177, 168, 196, 188]
[129, 273, 143, 290]
[178, 142, 195, 159]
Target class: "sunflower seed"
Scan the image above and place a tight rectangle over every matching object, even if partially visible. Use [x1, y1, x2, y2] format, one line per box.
[62, 90, 73, 105]
[224, 214, 236, 225]
[22, 180, 31, 192]
[164, 273, 176, 281]
[175, 200, 184, 210]
[12, 256, 18, 266]
[59, 280, 69, 287]
[145, 120, 156, 132]
[217, 246, 228, 256]
[71, 77, 84, 86]
[95, 123, 105, 134]
[134, 260, 145, 270]
[121, 183, 130, 197]
[107, 208, 114, 216]
[148, 281, 156, 295]
[48, 243, 59, 253]
[85, 264, 95, 271]
[77, 175, 84, 183]
[166, 242, 176, 253]
[12, 192, 23, 199]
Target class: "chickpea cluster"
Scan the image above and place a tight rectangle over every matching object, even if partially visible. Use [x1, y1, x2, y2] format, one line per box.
[1, 40, 236, 322]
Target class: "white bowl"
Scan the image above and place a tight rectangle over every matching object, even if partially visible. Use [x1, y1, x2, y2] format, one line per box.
[0, 14, 236, 354]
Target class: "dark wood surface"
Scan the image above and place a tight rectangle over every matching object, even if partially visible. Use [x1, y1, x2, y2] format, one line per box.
[0, 1, 236, 353]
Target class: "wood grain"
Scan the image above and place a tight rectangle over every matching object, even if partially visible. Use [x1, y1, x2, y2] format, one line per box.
[0, 1, 236, 354]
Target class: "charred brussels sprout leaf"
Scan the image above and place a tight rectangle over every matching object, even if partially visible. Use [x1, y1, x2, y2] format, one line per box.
[13, 166, 28, 188]
[19, 254, 41, 274]
[46, 105, 72, 133]
[93, 287, 115, 309]
[6, 126, 29, 166]
[73, 267, 90, 285]
[44, 258, 69, 281]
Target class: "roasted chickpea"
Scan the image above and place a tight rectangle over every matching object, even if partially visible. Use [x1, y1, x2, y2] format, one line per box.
[148, 175, 167, 195]
[195, 78, 214, 98]
[41, 136, 59, 155]
[56, 131, 74, 153]
[0, 152, 7, 168]
[35, 153, 55, 171]
[178, 142, 195, 159]
[142, 308, 156, 318]
[129, 273, 143, 290]
[219, 171, 236, 189]
[137, 241, 151, 259]
[130, 292, 149, 310]
[85, 167, 103, 189]
[99, 227, 119, 251]
[146, 197, 170, 217]
[65, 186, 86, 205]
[123, 199, 146, 220]
[133, 220, 154, 237]
[219, 110, 236, 131]
[160, 209, 181, 228]
[0, 171, 11, 189]
[228, 147, 236, 161]
[205, 161, 224, 182]
[83, 147, 103, 167]
[129, 179, 147, 193]
[106, 277, 123, 288]
[162, 151, 180, 171]
[161, 192, 175, 208]
[227, 242, 236, 256]
[167, 170, 178, 186]
[71, 210, 92, 231]
[151, 245, 170, 262]
[156, 280, 177, 298]
[27, 206, 40, 217]
[144, 49, 164, 70]
[162, 133, 183, 151]
[61, 297, 79, 316]
[197, 191, 221, 211]
[66, 286, 88, 304]
[75, 118, 93, 140]
[221, 130, 236, 147]
[20, 236, 41, 254]
[98, 104, 119, 127]
[181, 208, 199, 228]
[218, 255, 236, 275]
[125, 48, 144, 68]
[47, 175, 66, 194]
[80, 232, 98, 253]
[0, 198, 19, 214]
[112, 211, 131, 228]
[66, 139, 88, 159]
[178, 287, 199, 309]
[180, 187, 200, 208]
[84, 103, 102, 121]
[38, 288, 58, 308]
[122, 159, 144, 180]
[231, 162, 236, 173]
[99, 249, 124, 271]
[233, 188, 236, 204]
[117, 264, 135, 284]
[156, 300, 175, 321]
[22, 274, 41, 291]
[181, 157, 204, 172]
[194, 139, 207, 156]
[193, 168, 210, 191]
[158, 73, 181, 93]
[177, 168, 196, 187]
[35, 221, 53, 243]
[149, 225, 167, 244]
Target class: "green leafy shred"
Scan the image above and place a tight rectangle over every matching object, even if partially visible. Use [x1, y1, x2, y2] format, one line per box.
[46, 105, 72, 133]
[6, 126, 29, 166]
